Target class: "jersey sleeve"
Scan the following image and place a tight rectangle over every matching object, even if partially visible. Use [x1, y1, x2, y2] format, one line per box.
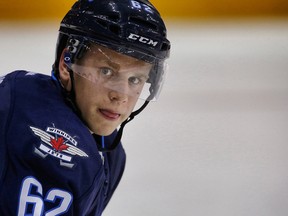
[104, 143, 126, 209]
[0, 73, 13, 181]
[102, 131, 126, 210]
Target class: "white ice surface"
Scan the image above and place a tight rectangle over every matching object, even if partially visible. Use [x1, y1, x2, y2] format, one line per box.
[1, 19, 288, 216]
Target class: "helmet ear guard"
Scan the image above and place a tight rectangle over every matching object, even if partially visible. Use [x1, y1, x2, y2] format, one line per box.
[66, 37, 91, 63]
[67, 38, 80, 54]
[63, 52, 71, 65]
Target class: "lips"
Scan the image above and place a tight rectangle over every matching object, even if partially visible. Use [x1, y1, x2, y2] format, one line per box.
[99, 109, 121, 120]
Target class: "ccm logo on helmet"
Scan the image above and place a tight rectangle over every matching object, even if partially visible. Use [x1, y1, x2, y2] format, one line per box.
[128, 33, 158, 47]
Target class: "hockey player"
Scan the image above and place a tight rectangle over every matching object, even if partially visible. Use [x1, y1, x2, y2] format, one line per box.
[0, 0, 170, 215]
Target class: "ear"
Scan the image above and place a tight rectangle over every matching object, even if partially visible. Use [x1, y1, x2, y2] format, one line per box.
[58, 49, 72, 91]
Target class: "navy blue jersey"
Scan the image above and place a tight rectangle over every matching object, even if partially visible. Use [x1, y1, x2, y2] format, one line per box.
[0, 71, 126, 215]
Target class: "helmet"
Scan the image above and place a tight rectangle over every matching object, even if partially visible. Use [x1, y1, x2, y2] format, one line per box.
[52, 0, 171, 151]
[60, 0, 170, 57]
[53, 0, 170, 100]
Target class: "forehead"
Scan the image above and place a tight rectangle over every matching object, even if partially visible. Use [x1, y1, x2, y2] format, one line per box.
[83, 44, 152, 68]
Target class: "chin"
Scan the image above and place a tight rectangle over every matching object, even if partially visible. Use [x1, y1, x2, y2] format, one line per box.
[91, 126, 115, 136]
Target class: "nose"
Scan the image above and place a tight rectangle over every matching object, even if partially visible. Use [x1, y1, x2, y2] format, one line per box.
[108, 90, 128, 103]
[107, 79, 130, 103]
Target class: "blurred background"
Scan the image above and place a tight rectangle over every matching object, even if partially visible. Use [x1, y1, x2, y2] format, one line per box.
[1, 1, 288, 216]
[1, 0, 288, 19]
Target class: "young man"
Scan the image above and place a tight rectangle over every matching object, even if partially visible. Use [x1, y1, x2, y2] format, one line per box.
[0, 0, 170, 215]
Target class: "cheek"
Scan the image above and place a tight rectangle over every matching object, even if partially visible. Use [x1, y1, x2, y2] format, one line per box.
[75, 74, 104, 98]
[74, 81, 99, 110]
[127, 97, 139, 112]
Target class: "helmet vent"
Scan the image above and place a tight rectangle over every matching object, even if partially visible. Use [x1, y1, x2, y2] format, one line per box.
[109, 24, 121, 35]
[129, 16, 158, 31]
[161, 42, 170, 51]
[106, 13, 121, 22]
[96, 19, 121, 35]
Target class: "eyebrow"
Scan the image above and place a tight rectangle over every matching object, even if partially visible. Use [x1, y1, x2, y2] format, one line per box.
[106, 59, 120, 71]
[97, 48, 120, 71]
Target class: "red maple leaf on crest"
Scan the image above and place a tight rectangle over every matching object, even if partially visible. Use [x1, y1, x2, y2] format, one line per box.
[50, 137, 69, 152]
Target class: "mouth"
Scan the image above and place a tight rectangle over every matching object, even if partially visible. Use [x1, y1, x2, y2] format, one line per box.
[99, 109, 121, 120]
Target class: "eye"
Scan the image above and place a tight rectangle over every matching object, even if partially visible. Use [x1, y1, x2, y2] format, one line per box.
[128, 76, 147, 85]
[99, 67, 113, 77]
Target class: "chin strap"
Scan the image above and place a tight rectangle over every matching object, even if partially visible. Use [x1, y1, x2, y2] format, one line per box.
[94, 100, 150, 152]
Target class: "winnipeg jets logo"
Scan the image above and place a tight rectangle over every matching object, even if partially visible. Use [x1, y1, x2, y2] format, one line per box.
[30, 126, 88, 168]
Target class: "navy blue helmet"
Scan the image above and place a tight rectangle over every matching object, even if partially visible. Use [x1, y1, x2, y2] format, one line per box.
[53, 0, 170, 80]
